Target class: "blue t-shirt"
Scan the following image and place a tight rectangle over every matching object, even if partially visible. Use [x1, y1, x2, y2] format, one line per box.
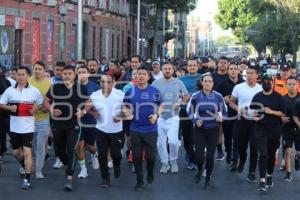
[189, 91, 227, 129]
[179, 73, 202, 95]
[81, 81, 100, 125]
[123, 85, 162, 133]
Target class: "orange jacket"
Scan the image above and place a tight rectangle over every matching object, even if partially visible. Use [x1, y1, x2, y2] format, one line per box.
[273, 77, 300, 96]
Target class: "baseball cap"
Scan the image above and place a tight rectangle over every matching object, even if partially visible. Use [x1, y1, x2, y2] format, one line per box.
[279, 63, 290, 71]
[261, 73, 273, 81]
[152, 61, 160, 66]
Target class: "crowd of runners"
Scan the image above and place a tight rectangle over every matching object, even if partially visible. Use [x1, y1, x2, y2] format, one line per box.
[0, 55, 300, 192]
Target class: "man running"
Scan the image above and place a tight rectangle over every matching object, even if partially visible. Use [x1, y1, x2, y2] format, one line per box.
[179, 59, 202, 170]
[282, 77, 300, 181]
[123, 66, 163, 191]
[152, 62, 189, 174]
[78, 73, 125, 187]
[76, 65, 100, 178]
[250, 74, 285, 191]
[230, 64, 262, 182]
[28, 61, 52, 179]
[217, 61, 244, 169]
[44, 65, 88, 191]
[0, 66, 43, 189]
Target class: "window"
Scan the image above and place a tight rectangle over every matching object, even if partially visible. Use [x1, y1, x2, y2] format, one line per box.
[59, 22, 66, 60]
[92, 26, 96, 58]
[14, 29, 22, 67]
[99, 27, 102, 58]
[111, 33, 114, 59]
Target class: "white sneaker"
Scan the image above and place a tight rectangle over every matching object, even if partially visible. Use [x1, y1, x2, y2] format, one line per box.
[53, 157, 63, 169]
[202, 169, 207, 177]
[160, 163, 170, 174]
[78, 168, 88, 179]
[108, 160, 113, 168]
[91, 153, 99, 170]
[36, 172, 45, 179]
[170, 160, 179, 174]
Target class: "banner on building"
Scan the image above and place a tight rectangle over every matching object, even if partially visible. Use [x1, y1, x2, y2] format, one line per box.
[32, 19, 40, 63]
[0, 26, 14, 70]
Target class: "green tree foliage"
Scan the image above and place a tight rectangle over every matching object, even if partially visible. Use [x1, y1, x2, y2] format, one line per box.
[215, 0, 300, 63]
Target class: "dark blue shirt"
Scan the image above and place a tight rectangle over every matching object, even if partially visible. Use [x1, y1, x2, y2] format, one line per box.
[81, 81, 100, 125]
[123, 85, 162, 133]
[189, 91, 227, 129]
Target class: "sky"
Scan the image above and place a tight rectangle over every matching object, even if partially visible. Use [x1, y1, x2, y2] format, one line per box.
[188, 0, 232, 39]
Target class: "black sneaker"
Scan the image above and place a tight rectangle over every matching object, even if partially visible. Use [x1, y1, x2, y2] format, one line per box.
[100, 179, 110, 188]
[0, 155, 4, 163]
[237, 161, 245, 173]
[194, 172, 202, 184]
[114, 166, 121, 178]
[230, 162, 238, 172]
[295, 155, 300, 171]
[203, 180, 210, 190]
[226, 153, 231, 164]
[44, 154, 51, 161]
[266, 176, 273, 188]
[147, 173, 154, 184]
[216, 151, 225, 161]
[258, 181, 267, 191]
[134, 181, 144, 191]
[284, 173, 292, 182]
[247, 173, 258, 183]
[64, 179, 73, 191]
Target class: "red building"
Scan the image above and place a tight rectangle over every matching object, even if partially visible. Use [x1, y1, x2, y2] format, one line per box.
[0, 0, 129, 69]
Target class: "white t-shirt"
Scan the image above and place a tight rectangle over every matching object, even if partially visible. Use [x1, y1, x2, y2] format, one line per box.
[90, 88, 125, 133]
[0, 84, 43, 134]
[231, 82, 262, 112]
[153, 71, 163, 80]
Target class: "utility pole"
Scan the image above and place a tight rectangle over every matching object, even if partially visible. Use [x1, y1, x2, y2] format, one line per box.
[137, 0, 141, 55]
[77, 0, 83, 60]
[162, 8, 166, 58]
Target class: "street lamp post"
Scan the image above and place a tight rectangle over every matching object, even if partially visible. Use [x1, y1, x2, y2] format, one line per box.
[77, 0, 83, 60]
[137, 0, 141, 55]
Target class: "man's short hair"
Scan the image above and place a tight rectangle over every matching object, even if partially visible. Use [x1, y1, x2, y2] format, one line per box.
[55, 61, 66, 68]
[34, 61, 46, 69]
[17, 66, 31, 75]
[63, 65, 75, 72]
[131, 55, 142, 63]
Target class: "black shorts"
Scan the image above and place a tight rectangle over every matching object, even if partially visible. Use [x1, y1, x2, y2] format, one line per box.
[79, 127, 96, 146]
[9, 132, 34, 149]
[283, 127, 300, 151]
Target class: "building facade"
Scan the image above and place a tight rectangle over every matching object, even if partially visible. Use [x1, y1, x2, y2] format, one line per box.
[0, 0, 129, 69]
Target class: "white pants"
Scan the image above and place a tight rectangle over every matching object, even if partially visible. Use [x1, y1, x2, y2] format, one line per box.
[157, 116, 180, 164]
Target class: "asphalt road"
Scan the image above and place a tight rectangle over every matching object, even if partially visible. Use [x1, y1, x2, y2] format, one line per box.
[0, 150, 299, 200]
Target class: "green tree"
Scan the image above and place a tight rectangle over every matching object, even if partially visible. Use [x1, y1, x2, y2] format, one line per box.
[215, 0, 300, 64]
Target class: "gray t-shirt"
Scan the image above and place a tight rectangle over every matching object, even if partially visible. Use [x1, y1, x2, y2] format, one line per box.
[152, 77, 188, 119]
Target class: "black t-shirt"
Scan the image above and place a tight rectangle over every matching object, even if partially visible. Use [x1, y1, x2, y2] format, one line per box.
[217, 78, 244, 117]
[212, 72, 229, 90]
[46, 83, 88, 129]
[0, 77, 11, 119]
[282, 93, 300, 129]
[250, 91, 286, 126]
[293, 97, 300, 126]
